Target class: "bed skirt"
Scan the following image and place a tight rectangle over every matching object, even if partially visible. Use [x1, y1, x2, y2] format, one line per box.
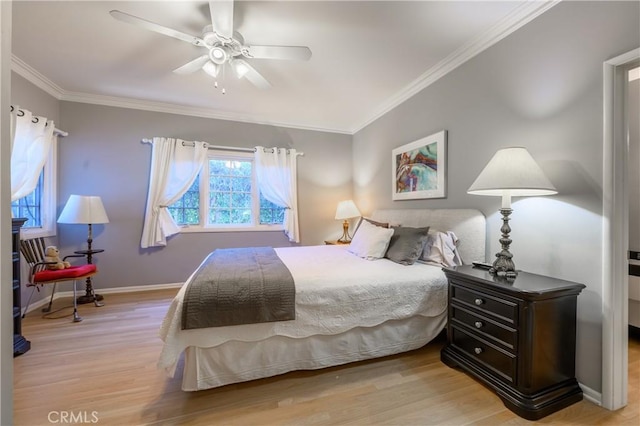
[181, 313, 447, 391]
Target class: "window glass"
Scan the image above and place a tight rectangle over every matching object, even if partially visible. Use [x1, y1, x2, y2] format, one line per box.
[11, 171, 44, 228]
[168, 151, 285, 231]
[167, 178, 199, 225]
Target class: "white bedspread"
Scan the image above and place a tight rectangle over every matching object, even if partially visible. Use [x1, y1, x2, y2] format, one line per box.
[158, 245, 447, 376]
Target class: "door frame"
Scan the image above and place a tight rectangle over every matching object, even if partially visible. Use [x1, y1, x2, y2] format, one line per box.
[602, 47, 639, 410]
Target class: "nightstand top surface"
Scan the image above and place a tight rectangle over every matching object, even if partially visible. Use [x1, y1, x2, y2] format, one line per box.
[444, 265, 586, 296]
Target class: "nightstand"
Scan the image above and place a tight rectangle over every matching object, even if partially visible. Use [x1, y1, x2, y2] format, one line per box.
[440, 265, 585, 420]
[324, 240, 350, 245]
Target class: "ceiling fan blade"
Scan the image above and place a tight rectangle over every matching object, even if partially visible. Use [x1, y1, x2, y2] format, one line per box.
[231, 59, 271, 90]
[209, 1, 234, 40]
[110, 10, 203, 46]
[173, 55, 210, 74]
[245, 45, 312, 61]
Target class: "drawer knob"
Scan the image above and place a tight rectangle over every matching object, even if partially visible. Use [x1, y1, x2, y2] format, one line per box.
[474, 347, 483, 355]
[474, 321, 483, 329]
[474, 298, 484, 306]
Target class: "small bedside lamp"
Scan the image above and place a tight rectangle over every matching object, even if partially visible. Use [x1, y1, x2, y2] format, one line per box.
[468, 147, 557, 278]
[335, 200, 361, 243]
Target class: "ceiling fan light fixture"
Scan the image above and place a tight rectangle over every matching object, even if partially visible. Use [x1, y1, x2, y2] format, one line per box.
[209, 46, 228, 64]
[232, 60, 250, 78]
[202, 61, 219, 78]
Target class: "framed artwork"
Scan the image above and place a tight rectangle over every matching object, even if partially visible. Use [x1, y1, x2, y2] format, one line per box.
[392, 130, 447, 200]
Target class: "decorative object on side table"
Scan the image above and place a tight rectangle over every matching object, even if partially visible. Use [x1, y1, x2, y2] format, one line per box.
[392, 130, 447, 200]
[334, 200, 361, 243]
[440, 265, 585, 420]
[467, 147, 556, 278]
[57, 194, 109, 305]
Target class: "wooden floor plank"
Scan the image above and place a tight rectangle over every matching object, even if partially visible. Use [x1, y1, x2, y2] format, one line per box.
[13, 289, 640, 425]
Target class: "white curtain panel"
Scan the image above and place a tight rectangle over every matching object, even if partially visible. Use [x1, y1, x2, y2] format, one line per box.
[254, 146, 300, 243]
[10, 107, 55, 201]
[141, 137, 208, 248]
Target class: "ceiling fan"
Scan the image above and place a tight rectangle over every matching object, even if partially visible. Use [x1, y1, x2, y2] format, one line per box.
[110, 1, 312, 92]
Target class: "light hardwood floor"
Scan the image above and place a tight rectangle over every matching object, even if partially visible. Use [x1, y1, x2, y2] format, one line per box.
[13, 289, 640, 425]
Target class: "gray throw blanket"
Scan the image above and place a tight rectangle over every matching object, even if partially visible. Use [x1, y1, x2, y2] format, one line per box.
[181, 247, 295, 330]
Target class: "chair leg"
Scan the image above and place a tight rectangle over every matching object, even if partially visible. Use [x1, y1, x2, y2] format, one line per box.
[91, 285, 104, 308]
[42, 283, 57, 313]
[72, 280, 82, 323]
[22, 286, 38, 318]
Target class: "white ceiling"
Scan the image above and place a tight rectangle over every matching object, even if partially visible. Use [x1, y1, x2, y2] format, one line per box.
[11, 1, 556, 134]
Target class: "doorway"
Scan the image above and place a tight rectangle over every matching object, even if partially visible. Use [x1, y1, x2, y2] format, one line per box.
[603, 48, 640, 411]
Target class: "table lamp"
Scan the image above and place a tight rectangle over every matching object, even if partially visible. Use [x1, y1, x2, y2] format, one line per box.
[467, 147, 557, 278]
[58, 195, 109, 304]
[335, 200, 361, 243]
[58, 195, 110, 252]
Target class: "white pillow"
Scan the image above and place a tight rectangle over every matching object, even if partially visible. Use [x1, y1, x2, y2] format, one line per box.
[347, 219, 394, 260]
[420, 230, 463, 267]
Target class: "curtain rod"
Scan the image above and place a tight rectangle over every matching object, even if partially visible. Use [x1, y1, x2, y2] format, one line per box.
[141, 138, 303, 156]
[11, 105, 68, 137]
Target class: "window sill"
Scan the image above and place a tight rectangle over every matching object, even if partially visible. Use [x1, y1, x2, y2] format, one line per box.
[178, 225, 284, 233]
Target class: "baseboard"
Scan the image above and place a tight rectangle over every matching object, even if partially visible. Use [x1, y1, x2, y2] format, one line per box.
[580, 382, 602, 406]
[24, 282, 183, 314]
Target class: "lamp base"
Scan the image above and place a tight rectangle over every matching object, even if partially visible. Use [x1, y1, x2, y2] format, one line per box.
[489, 207, 518, 280]
[337, 219, 353, 243]
[76, 293, 104, 305]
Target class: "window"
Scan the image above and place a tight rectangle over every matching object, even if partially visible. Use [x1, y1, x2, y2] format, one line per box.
[168, 151, 285, 231]
[11, 171, 44, 228]
[10, 142, 57, 237]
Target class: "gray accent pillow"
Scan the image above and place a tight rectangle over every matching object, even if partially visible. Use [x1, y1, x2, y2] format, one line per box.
[385, 226, 431, 265]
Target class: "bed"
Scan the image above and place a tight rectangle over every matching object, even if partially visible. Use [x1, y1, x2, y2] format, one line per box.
[158, 208, 486, 391]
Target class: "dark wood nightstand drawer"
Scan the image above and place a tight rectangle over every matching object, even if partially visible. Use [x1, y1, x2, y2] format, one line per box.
[451, 304, 517, 351]
[451, 283, 518, 325]
[451, 325, 516, 384]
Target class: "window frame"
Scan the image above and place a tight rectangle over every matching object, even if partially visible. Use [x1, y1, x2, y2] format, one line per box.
[177, 150, 285, 233]
[14, 138, 57, 238]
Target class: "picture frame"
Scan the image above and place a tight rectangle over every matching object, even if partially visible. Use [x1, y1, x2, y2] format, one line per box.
[392, 130, 447, 200]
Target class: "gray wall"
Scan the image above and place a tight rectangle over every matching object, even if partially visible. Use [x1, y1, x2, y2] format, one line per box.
[55, 102, 352, 288]
[352, 1, 640, 393]
[11, 73, 59, 124]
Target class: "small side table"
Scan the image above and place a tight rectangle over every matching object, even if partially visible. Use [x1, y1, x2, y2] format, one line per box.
[74, 249, 105, 305]
[324, 240, 350, 245]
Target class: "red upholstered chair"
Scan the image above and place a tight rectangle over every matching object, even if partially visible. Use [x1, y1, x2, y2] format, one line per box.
[20, 238, 99, 322]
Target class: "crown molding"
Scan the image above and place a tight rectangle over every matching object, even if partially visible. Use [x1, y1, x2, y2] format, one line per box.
[10, 55, 350, 135]
[11, 54, 65, 99]
[11, 0, 558, 136]
[59, 90, 351, 134]
[349, 0, 561, 134]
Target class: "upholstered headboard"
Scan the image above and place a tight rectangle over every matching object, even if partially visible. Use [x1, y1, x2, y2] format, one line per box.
[371, 209, 486, 264]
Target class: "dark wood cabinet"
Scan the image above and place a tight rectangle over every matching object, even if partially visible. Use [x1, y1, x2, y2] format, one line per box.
[12, 218, 30, 356]
[441, 265, 585, 420]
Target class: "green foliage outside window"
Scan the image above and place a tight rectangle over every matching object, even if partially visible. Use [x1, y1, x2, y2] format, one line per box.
[168, 156, 285, 227]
